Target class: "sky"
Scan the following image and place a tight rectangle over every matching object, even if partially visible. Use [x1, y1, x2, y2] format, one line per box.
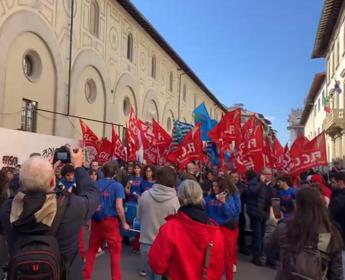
[131, 0, 325, 144]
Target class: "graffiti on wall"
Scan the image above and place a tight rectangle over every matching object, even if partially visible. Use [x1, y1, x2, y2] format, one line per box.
[2, 155, 19, 167]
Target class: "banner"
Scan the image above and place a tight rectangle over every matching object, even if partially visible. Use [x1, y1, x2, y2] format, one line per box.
[289, 133, 327, 175]
[97, 138, 113, 164]
[137, 120, 159, 164]
[111, 125, 127, 161]
[126, 107, 140, 162]
[242, 115, 264, 173]
[79, 120, 99, 162]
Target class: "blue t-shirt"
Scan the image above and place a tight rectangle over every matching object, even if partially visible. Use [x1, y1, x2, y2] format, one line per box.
[140, 180, 155, 193]
[95, 178, 125, 218]
[127, 175, 143, 203]
[278, 187, 296, 216]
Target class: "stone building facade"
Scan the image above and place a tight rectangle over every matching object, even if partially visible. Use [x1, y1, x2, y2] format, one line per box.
[0, 0, 225, 141]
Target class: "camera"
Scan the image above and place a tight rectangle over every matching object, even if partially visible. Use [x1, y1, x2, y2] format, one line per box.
[53, 146, 71, 164]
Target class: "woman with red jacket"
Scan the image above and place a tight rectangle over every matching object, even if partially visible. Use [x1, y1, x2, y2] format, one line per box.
[149, 180, 225, 280]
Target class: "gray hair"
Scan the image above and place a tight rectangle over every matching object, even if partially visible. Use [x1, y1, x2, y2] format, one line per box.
[20, 156, 54, 192]
[178, 179, 203, 206]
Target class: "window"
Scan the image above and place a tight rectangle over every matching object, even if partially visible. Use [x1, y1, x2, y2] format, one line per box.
[21, 99, 37, 132]
[22, 50, 42, 82]
[314, 104, 317, 116]
[151, 55, 156, 79]
[89, 0, 99, 36]
[322, 91, 325, 105]
[210, 107, 213, 118]
[127, 33, 133, 61]
[169, 72, 173, 92]
[193, 94, 197, 109]
[85, 79, 97, 104]
[317, 98, 320, 112]
[183, 84, 187, 102]
[123, 96, 131, 116]
[167, 117, 172, 132]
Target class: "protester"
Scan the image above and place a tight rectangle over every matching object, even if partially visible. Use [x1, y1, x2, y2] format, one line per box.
[0, 150, 99, 279]
[180, 162, 197, 182]
[56, 164, 76, 194]
[308, 174, 332, 206]
[230, 170, 250, 255]
[125, 162, 143, 252]
[84, 161, 130, 280]
[137, 166, 180, 280]
[89, 169, 98, 182]
[246, 168, 274, 266]
[276, 175, 295, 218]
[205, 176, 241, 280]
[149, 180, 225, 280]
[140, 165, 156, 193]
[201, 169, 214, 197]
[329, 172, 345, 275]
[265, 187, 343, 279]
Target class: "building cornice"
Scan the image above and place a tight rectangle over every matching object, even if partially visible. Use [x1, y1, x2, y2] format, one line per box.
[116, 0, 227, 113]
[312, 0, 343, 58]
[300, 73, 326, 125]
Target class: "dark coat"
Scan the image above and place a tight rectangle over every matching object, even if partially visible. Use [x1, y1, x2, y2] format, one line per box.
[329, 188, 345, 243]
[246, 177, 273, 220]
[0, 167, 99, 280]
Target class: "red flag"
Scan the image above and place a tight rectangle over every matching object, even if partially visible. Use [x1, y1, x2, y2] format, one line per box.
[111, 125, 127, 161]
[79, 120, 99, 161]
[263, 136, 274, 168]
[97, 138, 114, 164]
[208, 108, 242, 146]
[126, 107, 140, 162]
[272, 135, 284, 169]
[152, 119, 172, 151]
[242, 115, 264, 173]
[137, 120, 159, 164]
[290, 133, 327, 175]
[167, 125, 203, 169]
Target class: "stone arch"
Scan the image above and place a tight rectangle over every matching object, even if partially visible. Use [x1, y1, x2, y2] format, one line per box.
[142, 89, 160, 122]
[69, 48, 110, 137]
[0, 10, 65, 133]
[113, 72, 138, 123]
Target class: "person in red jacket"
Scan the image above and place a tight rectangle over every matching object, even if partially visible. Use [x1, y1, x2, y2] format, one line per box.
[307, 174, 332, 206]
[149, 180, 225, 280]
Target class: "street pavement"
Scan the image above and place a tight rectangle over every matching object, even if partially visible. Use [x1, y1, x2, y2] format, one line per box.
[91, 244, 276, 279]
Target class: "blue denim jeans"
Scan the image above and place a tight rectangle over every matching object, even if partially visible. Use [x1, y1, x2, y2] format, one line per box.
[140, 243, 161, 280]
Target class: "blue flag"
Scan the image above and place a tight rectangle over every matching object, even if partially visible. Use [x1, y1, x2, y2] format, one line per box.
[193, 102, 218, 141]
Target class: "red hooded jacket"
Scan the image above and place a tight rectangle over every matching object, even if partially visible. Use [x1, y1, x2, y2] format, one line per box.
[149, 211, 225, 280]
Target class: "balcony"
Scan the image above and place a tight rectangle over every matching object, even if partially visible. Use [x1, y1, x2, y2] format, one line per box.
[323, 109, 345, 137]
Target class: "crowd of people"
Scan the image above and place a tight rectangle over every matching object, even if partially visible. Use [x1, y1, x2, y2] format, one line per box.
[0, 149, 345, 279]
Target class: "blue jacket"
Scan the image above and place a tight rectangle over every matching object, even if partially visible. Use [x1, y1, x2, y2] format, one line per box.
[205, 192, 241, 226]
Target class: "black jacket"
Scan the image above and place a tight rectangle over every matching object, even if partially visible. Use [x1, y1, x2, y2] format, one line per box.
[246, 176, 273, 220]
[329, 188, 345, 243]
[0, 167, 99, 280]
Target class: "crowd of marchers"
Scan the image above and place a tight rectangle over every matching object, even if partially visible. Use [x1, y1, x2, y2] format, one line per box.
[0, 151, 345, 280]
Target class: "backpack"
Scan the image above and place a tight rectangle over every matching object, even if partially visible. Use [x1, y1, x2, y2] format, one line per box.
[8, 195, 68, 280]
[92, 181, 113, 222]
[284, 233, 331, 280]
